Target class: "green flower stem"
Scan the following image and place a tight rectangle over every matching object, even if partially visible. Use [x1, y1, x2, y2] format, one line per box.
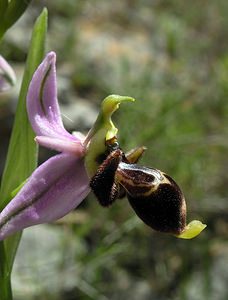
[0, 242, 12, 300]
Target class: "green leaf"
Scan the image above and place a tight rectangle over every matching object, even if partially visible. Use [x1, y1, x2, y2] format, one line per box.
[0, 8, 48, 297]
[0, 0, 32, 40]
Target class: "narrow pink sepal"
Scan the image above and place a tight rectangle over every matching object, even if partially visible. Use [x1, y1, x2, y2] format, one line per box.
[26, 52, 79, 141]
[0, 153, 90, 240]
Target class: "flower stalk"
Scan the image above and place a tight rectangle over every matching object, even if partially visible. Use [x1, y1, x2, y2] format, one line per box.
[0, 243, 12, 300]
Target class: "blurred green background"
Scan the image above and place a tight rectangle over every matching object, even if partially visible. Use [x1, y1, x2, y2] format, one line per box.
[0, 1, 227, 299]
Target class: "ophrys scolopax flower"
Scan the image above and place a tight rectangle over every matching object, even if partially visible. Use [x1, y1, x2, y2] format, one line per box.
[0, 52, 206, 240]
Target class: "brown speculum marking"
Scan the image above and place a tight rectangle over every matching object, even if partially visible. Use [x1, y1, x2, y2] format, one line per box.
[90, 139, 186, 235]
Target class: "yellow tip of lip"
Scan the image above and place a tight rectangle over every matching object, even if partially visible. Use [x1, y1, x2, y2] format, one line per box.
[175, 220, 207, 239]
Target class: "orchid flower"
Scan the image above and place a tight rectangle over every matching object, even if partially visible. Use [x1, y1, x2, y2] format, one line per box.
[0, 52, 206, 241]
[0, 55, 16, 92]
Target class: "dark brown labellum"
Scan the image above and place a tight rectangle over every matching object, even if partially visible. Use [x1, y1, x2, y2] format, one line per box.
[116, 163, 186, 234]
[127, 182, 186, 234]
[90, 141, 186, 235]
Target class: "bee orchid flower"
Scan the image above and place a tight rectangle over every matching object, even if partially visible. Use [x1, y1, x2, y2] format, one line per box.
[0, 52, 206, 241]
[0, 55, 16, 92]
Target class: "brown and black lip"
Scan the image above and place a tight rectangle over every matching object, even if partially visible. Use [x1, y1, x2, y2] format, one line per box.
[127, 174, 186, 235]
[90, 142, 187, 235]
[116, 163, 186, 234]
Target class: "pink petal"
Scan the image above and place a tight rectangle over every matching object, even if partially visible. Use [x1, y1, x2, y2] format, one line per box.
[26, 52, 79, 142]
[0, 153, 90, 240]
[35, 136, 85, 155]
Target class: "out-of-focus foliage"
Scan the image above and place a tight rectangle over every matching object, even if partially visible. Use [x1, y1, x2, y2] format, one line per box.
[0, 1, 227, 300]
[0, 0, 32, 39]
